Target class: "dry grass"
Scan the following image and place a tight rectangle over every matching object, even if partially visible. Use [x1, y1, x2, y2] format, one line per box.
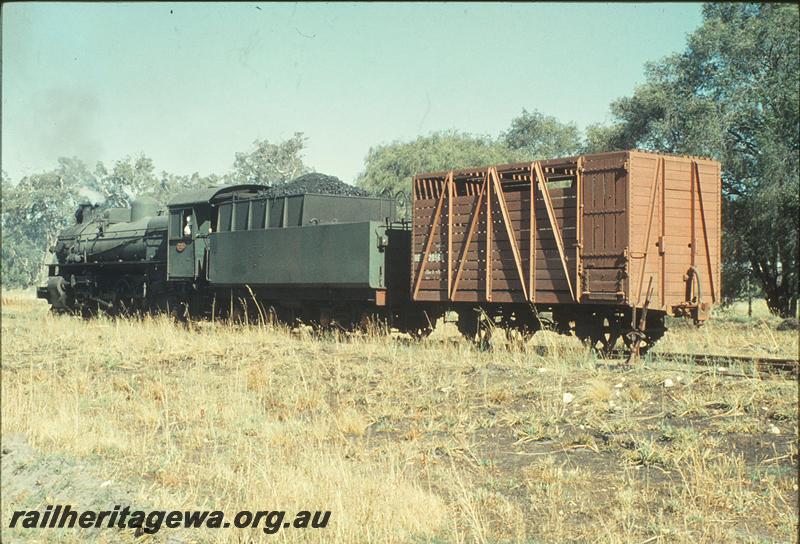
[1, 290, 797, 543]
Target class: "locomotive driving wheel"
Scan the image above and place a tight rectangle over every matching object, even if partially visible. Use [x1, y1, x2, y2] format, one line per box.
[112, 279, 138, 317]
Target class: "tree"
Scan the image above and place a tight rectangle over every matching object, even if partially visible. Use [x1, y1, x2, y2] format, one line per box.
[1, 160, 91, 287]
[356, 131, 520, 214]
[583, 123, 627, 154]
[95, 155, 160, 207]
[585, 3, 799, 316]
[502, 109, 583, 159]
[232, 133, 310, 185]
[154, 171, 223, 206]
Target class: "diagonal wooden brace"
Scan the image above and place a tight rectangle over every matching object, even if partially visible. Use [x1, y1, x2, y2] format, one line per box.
[490, 167, 528, 300]
[451, 176, 487, 300]
[534, 161, 575, 300]
[412, 174, 449, 300]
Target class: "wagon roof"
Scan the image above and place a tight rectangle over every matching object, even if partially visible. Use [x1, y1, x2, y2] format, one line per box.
[168, 184, 267, 208]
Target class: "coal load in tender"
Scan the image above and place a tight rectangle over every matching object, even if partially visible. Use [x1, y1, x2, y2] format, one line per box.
[267, 173, 368, 197]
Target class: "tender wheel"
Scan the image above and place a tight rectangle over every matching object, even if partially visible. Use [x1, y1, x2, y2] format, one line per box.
[357, 311, 389, 336]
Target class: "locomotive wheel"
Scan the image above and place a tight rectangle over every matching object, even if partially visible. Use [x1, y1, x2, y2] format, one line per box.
[112, 280, 138, 317]
[80, 301, 99, 319]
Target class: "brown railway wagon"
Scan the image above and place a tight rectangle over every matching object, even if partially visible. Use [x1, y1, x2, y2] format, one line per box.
[410, 150, 722, 352]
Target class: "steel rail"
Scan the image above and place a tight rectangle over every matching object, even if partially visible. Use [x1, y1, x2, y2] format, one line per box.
[611, 350, 799, 378]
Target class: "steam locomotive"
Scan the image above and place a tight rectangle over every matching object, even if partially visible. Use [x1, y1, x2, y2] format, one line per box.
[38, 150, 723, 355]
[38, 184, 430, 331]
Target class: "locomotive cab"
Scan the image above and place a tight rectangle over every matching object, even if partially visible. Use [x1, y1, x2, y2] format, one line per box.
[166, 185, 266, 281]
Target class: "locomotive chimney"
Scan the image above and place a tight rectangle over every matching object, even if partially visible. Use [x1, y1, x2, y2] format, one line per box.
[75, 203, 97, 224]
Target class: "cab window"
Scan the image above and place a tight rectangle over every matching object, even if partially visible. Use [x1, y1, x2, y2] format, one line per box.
[170, 209, 193, 240]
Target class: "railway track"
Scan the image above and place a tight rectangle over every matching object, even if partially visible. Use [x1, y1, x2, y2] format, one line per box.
[617, 350, 799, 378]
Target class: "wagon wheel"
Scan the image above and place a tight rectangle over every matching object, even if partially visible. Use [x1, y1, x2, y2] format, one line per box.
[408, 327, 433, 340]
[456, 310, 480, 342]
[587, 316, 621, 355]
[398, 309, 434, 340]
[407, 319, 434, 340]
[475, 316, 495, 351]
[536, 315, 556, 331]
[506, 319, 540, 351]
[504, 328, 528, 352]
[457, 310, 494, 350]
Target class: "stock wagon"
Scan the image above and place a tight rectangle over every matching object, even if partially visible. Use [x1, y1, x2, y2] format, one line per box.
[410, 150, 722, 353]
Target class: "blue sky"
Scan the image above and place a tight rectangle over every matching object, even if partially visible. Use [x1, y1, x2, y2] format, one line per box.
[2, 2, 704, 183]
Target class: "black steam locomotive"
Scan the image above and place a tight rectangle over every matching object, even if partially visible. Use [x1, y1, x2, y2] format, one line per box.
[38, 182, 432, 335]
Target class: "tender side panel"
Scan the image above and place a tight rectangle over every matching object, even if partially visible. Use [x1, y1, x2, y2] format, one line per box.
[580, 152, 629, 303]
[411, 161, 578, 304]
[208, 221, 384, 288]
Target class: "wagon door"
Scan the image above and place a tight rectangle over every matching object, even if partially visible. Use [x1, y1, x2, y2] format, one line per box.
[580, 153, 629, 303]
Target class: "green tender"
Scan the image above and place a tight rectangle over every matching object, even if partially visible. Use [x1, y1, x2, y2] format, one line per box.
[208, 221, 385, 288]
